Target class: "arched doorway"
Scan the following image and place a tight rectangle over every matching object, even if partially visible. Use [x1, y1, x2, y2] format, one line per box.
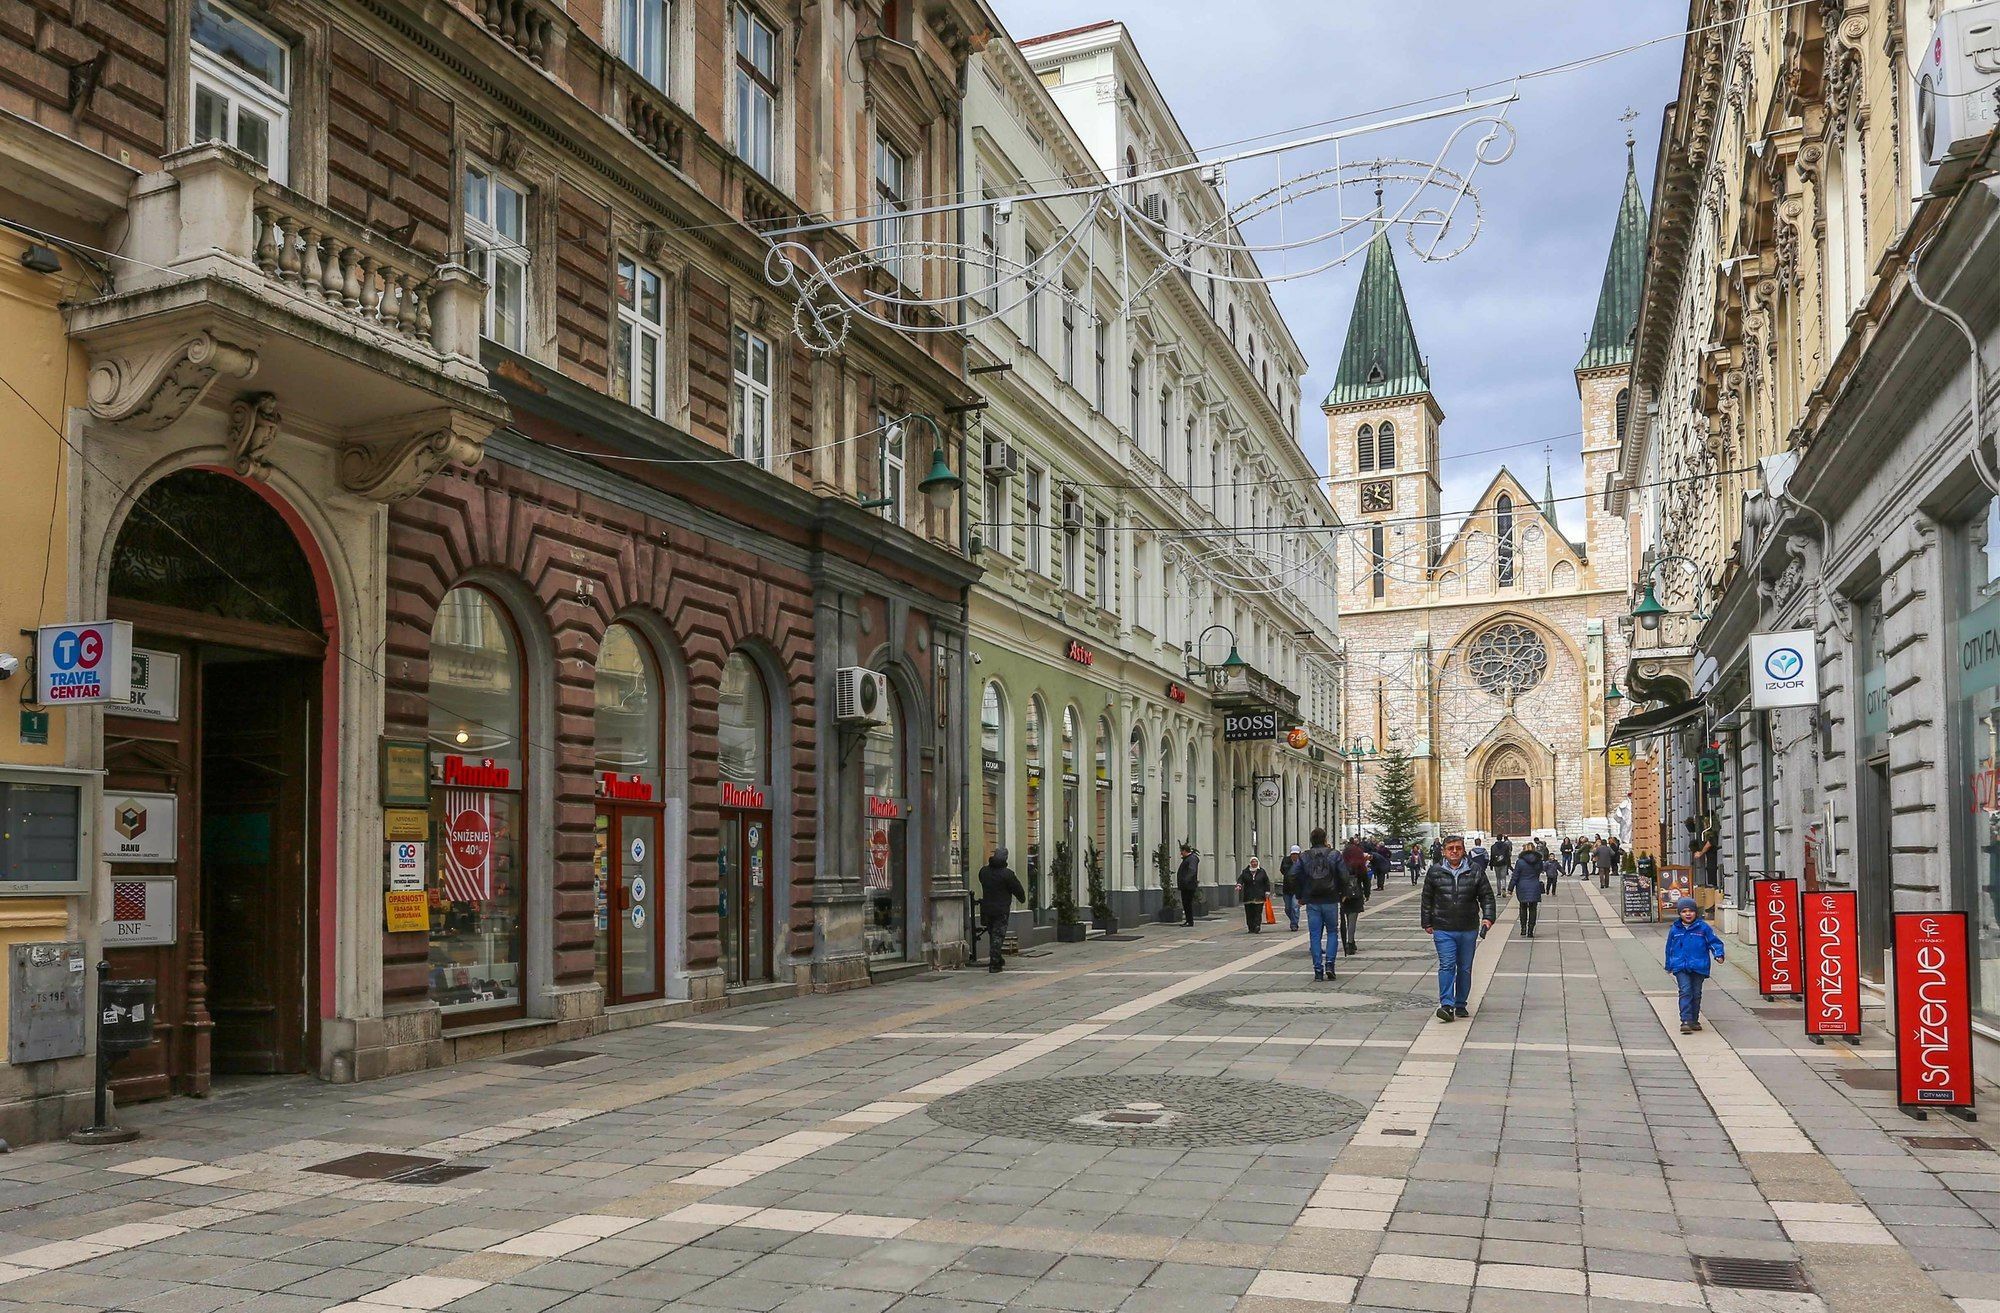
[103, 469, 329, 1094]
[717, 652, 774, 986]
[593, 622, 666, 1003]
[1483, 748, 1533, 838]
[862, 681, 908, 961]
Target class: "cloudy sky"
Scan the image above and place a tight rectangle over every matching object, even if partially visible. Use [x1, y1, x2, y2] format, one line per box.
[991, 0, 1683, 541]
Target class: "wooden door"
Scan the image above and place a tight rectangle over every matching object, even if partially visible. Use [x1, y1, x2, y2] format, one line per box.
[1489, 778, 1531, 839]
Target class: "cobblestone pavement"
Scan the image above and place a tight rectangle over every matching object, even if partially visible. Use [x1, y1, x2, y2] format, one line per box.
[0, 880, 1996, 1313]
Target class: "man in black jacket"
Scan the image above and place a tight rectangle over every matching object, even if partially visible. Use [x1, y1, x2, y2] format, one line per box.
[1421, 835, 1496, 1022]
[977, 849, 1027, 973]
[1298, 828, 1346, 981]
[1175, 843, 1200, 926]
[1237, 858, 1271, 933]
[1279, 846, 1303, 931]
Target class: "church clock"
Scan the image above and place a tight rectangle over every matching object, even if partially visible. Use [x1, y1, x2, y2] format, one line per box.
[1360, 479, 1394, 514]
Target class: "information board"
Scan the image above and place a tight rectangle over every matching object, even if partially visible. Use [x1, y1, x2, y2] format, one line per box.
[1620, 873, 1654, 920]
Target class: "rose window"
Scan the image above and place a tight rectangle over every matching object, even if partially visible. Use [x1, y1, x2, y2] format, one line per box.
[1469, 623, 1548, 699]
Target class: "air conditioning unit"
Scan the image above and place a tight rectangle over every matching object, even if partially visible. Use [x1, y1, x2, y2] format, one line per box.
[1062, 497, 1085, 527]
[1918, 1, 2000, 193]
[835, 667, 889, 725]
[1137, 191, 1168, 225]
[983, 439, 1020, 477]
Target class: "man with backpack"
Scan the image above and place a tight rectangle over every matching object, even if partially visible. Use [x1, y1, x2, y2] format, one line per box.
[1297, 828, 1348, 982]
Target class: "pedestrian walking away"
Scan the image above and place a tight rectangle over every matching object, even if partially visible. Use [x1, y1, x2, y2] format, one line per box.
[1298, 828, 1345, 980]
[1664, 896, 1725, 1031]
[976, 849, 1026, 973]
[1593, 837, 1616, 890]
[1421, 834, 1496, 1021]
[1237, 857, 1271, 933]
[1489, 835, 1513, 878]
[1175, 843, 1201, 926]
[1279, 845, 1304, 931]
[1507, 842, 1547, 937]
[1339, 838, 1371, 955]
[1544, 838, 1559, 893]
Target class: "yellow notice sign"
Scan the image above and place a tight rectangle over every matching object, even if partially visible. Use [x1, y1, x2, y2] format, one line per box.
[384, 890, 429, 933]
[384, 808, 429, 841]
[1607, 746, 1633, 767]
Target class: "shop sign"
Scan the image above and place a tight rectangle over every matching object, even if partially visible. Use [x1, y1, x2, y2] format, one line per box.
[441, 790, 494, 901]
[384, 890, 429, 933]
[102, 791, 177, 863]
[867, 821, 891, 890]
[1286, 726, 1309, 750]
[1223, 710, 1278, 742]
[1064, 639, 1095, 666]
[379, 738, 429, 809]
[1165, 682, 1187, 704]
[388, 841, 426, 893]
[1802, 890, 1860, 1039]
[118, 648, 180, 722]
[1754, 877, 1801, 997]
[1607, 745, 1633, 767]
[1749, 629, 1819, 709]
[866, 795, 902, 820]
[104, 879, 175, 946]
[1862, 666, 1888, 743]
[722, 781, 767, 810]
[1959, 591, 2000, 700]
[597, 772, 655, 802]
[1254, 777, 1281, 808]
[435, 754, 514, 789]
[1893, 911, 1975, 1111]
[383, 808, 429, 842]
[35, 621, 132, 705]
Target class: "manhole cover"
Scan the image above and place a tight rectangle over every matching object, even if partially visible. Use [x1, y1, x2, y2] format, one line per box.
[502, 1049, 595, 1068]
[1905, 1136, 1989, 1151]
[925, 1074, 1364, 1147]
[1224, 990, 1397, 1010]
[1695, 1256, 1813, 1293]
[1838, 1069, 1898, 1090]
[306, 1152, 441, 1180]
[1171, 986, 1434, 1014]
[387, 1163, 488, 1184]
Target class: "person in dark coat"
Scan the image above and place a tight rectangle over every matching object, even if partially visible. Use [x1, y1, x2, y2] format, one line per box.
[1237, 858, 1272, 933]
[1559, 836, 1574, 875]
[1489, 835, 1513, 876]
[1407, 844, 1424, 883]
[1507, 844, 1548, 937]
[1298, 828, 1345, 980]
[1175, 843, 1200, 926]
[1421, 835, 1496, 1021]
[1592, 838, 1616, 887]
[977, 849, 1027, 972]
[1367, 840, 1390, 892]
[1279, 845, 1304, 931]
[1340, 840, 1371, 955]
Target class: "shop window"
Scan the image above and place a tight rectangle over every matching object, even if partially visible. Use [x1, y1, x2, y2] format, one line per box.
[593, 623, 666, 1001]
[1954, 500, 2000, 1021]
[981, 683, 1008, 862]
[718, 651, 774, 985]
[862, 681, 907, 959]
[1025, 696, 1046, 901]
[1093, 718, 1112, 878]
[1127, 724, 1145, 885]
[191, 0, 290, 181]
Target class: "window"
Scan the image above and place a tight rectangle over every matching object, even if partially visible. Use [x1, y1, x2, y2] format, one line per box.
[191, 0, 290, 180]
[1061, 489, 1082, 592]
[1615, 387, 1630, 446]
[1184, 415, 1196, 488]
[1025, 464, 1047, 574]
[1060, 284, 1077, 385]
[874, 135, 911, 286]
[731, 327, 774, 469]
[1157, 386, 1170, 464]
[1377, 420, 1397, 468]
[1370, 524, 1385, 600]
[1496, 493, 1515, 587]
[465, 164, 528, 351]
[1093, 513, 1110, 608]
[1226, 304, 1236, 344]
[614, 255, 666, 417]
[878, 412, 905, 524]
[1093, 322, 1108, 411]
[619, 0, 669, 88]
[1128, 355, 1143, 434]
[1356, 423, 1375, 472]
[733, 4, 778, 178]
[974, 190, 998, 311]
[1022, 242, 1042, 350]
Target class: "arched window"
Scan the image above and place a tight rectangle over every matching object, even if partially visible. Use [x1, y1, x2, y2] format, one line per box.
[863, 682, 907, 960]
[595, 622, 665, 1000]
[980, 683, 1008, 862]
[1552, 560, 1577, 591]
[1376, 420, 1396, 468]
[1060, 705, 1080, 857]
[428, 585, 525, 1019]
[1093, 718, 1113, 876]
[1128, 724, 1146, 885]
[1158, 735, 1174, 857]
[594, 624, 660, 781]
[1185, 741, 1198, 850]
[1496, 493, 1515, 587]
[718, 652, 769, 788]
[1614, 388, 1630, 446]
[1026, 696, 1047, 897]
[1356, 423, 1375, 473]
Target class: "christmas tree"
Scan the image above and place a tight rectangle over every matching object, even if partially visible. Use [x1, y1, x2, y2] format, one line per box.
[1367, 743, 1426, 847]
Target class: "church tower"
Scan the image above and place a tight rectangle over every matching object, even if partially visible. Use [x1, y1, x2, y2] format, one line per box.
[1324, 224, 1444, 614]
[1575, 147, 1647, 593]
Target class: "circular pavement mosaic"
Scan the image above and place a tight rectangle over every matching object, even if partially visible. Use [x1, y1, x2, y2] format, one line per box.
[1169, 985, 1436, 1014]
[925, 1074, 1366, 1147]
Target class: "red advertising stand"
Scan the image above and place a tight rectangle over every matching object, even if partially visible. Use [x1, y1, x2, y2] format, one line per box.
[1753, 877, 1801, 1000]
[1801, 890, 1860, 1043]
[1893, 912, 1977, 1121]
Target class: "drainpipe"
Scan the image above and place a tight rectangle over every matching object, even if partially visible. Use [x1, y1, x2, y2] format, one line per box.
[954, 52, 975, 965]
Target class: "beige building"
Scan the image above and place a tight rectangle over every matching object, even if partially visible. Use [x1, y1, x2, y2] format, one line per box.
[1329, 169, 1641, 839]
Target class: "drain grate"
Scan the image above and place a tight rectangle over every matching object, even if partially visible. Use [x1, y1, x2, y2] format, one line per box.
[1837, 1069, 1898, 1090]
[1097, 1110, 1165, 1125]
[1695, 1256, 1814, 1293]
[1751, 1005, 1803, 1019]
[306, 1152, 441, 1180]
[1905, 1135, 1990, 1151]
[387, 1162, 489, 1184]
[501, 1048, 594, 1068]
[1099, 934, 1146, 941]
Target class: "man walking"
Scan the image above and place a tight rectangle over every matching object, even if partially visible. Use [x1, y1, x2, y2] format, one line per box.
[1280, 845, 1304, 931]
[1176, 843, 1201, 926]
[1593, 836, 1616, 890]
[1299, 828, 1344, 981]
[977, 848, 1026, 973]
[1237, 857, 1271, 934]
[1368, 839, 1389, 892]
[1490, 834, 1513, 879]
[1421, 835, 1496, 1022]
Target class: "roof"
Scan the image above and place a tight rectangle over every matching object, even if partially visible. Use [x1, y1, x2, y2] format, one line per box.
[1017, 19, 1117, 46]
[1323, 223, 1429, 407]
[1578, 150, 1649, 372]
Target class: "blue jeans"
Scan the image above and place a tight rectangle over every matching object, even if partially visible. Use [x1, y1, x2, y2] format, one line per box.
[1305, 903, 1340, 973]
[1675, 969, 1706, 1025]
[1283, 893, 1300, 930]
[1433, 929, 1477, 1008]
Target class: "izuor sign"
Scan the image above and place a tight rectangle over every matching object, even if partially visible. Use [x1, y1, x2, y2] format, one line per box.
[1894, 911, 1975, 1112]
[1749, 629, 1819, 709]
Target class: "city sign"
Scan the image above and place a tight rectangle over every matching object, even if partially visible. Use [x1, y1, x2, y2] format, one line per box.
[35, 621, 132, 705]
[1223, 710, 1278, 742]
[1749, 629, 1819, 709]
[1801, 890, 1860, 1040]
[1754, 877, 1801, 998]
[1894, 911, 1975, 1114]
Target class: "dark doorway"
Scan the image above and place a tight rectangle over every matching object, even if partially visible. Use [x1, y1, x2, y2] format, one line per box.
[1489, 778, 1531, 838]
[1859, 757, 1893, 983]
[719, 808, 773, 986]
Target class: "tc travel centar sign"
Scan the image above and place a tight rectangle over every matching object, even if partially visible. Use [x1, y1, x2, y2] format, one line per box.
[35, 621, 132, 705]
[1749, 629, 1819, 709]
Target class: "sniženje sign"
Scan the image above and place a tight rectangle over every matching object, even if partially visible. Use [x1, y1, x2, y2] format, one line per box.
[1754, 877, 1802, 998]
[1894, 911, 1976, 1112]
[1607, 745, 1632, 767]
[1802, 889, 1861, 1039]
[1223, 710, 1278, 742]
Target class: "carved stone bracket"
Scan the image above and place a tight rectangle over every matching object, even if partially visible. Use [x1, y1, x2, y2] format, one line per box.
[339, 410, 492, 502]
[87, 330, 260, 431]
[228, 391, 281, 480]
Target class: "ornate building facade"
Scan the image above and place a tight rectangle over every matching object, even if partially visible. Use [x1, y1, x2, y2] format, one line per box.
[1331, 168, 1641, 839]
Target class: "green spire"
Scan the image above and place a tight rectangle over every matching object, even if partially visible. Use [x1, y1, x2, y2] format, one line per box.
[1578, 148, 1649, 372]
[1324, 223, 1429, 407]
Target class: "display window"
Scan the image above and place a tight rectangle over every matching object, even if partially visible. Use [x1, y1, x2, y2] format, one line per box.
[594, 623, 666, 1004]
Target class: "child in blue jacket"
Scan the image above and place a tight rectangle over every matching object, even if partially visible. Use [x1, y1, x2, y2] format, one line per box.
[1664, 896, 1725, 1033]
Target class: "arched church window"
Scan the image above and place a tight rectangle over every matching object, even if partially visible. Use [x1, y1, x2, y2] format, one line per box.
[1552, 560, 1577, 591]
[1496, 494, 1515, 587]
[1615, 388, 1630, 446]
[1469, 622, 1547, 700]
[1356, 423, 1374, 473]
[1376, 421, 1396, 468]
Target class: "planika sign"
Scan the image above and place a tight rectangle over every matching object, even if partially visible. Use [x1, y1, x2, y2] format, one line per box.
[1894, 911, 1975, 1113]
[1754, 877, 1801, 998]
[1801, 889, 1860, 1039]
[36, 621, 132, 705]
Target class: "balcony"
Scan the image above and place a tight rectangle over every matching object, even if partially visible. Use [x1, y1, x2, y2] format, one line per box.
[1208, 658, 1301, 721]
[67, 144, 508, 501]
[1621, 610, 1699, 703]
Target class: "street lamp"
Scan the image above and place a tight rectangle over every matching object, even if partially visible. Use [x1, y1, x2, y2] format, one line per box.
[859, 413, 961, 512]
[1627, 553, 1709, 632]
[1630, 581, 1670, 632]
[1184, 624, 1242, 680]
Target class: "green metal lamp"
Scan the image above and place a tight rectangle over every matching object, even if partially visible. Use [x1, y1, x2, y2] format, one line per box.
[1606, 682, 1624, 702]
[917, 444, 961, 510]
[1221, 645, 1247, 670]
[1630, 581, 1670, 632]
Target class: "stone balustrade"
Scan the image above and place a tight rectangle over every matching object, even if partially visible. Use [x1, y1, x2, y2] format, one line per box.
[473, 0, 558, 67]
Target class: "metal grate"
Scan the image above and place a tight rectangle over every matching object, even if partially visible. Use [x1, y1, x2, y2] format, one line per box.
[386, 1163, 489, 1184]
[1905, 1135, 1990, 1151]
[1837, 1069, 1899, 1090]
[1382, 1128, 1417, 1136]
[501, 1048, 594, 1068]
[1097, 1110, 1166, 1125]
[1099, 934, 1147, 941]
[1695, 1257, 1814, 1293]
[305, 1152, 441, 1180]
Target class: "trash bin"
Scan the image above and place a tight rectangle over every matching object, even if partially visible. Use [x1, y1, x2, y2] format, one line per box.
[98, 978, 157, 1053]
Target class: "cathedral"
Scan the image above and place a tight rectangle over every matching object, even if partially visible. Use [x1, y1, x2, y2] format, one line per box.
[1327, 157, 1645, 838]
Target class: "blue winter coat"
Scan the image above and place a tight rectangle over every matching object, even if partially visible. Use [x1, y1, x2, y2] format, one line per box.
[1664, 916, 1725, 976]
[1507, 853, 1546, 903]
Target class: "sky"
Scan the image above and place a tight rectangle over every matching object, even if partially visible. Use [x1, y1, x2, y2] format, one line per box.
[990, 0, 1684, 542]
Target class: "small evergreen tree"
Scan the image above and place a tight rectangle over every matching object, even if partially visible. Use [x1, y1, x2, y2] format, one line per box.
[1367, 744, 1426, 848]
[1084, 840, 1111, 922]
[1051, 839, 1080, 926]
[1153, 839, 1180, 919]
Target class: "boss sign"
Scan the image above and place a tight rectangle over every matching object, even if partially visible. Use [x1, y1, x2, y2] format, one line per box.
[1754, 878, 1801, 997]
[1801, 890, 1860, 1038]
[1894, 911, 1975, 1110]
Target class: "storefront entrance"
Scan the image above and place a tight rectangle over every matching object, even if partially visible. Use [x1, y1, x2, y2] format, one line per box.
[719, 805, 772, 985]
[595, 805, 662, 1002]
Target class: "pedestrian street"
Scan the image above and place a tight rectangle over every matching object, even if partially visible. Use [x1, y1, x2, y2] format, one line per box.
[0, 879, 1993, 1313]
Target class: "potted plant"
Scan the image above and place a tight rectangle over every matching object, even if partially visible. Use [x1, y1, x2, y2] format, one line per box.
[1085, 840, 1116, 933]
[1153, 839, 1180, 923]
[1051, 839, 1087, 941]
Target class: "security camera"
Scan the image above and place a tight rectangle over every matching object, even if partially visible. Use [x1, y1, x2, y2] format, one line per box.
[0, 653, 18, 681]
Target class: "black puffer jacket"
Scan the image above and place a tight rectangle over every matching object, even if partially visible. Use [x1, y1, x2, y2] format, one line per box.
[1421, 860, 1497, 932]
